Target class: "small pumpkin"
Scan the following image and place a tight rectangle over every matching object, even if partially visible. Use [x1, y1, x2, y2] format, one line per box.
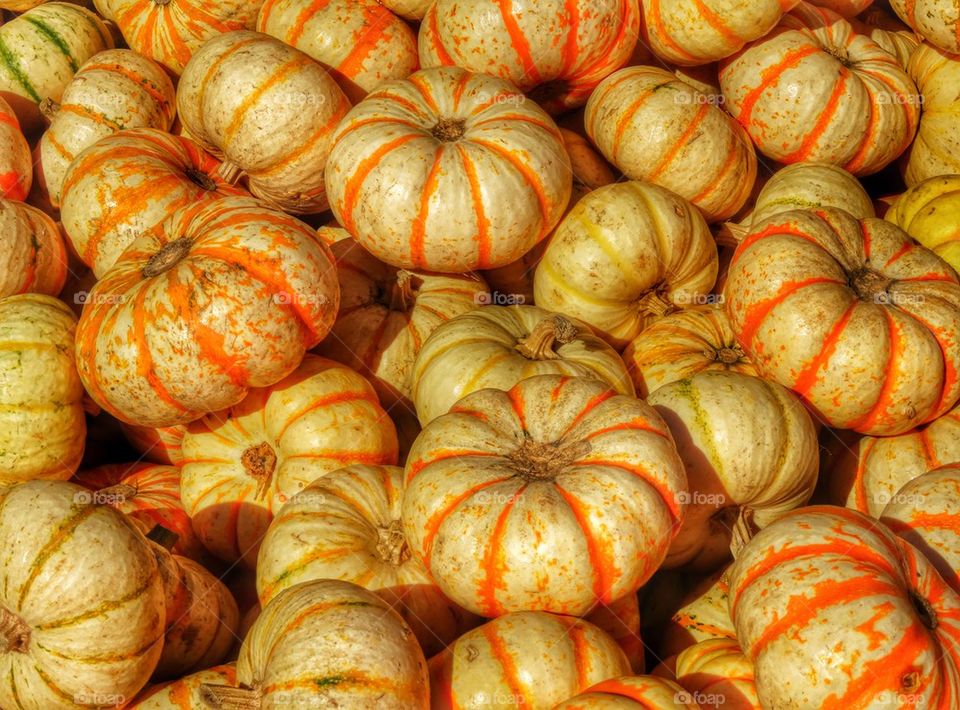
[903, 42, 960, 186]
[0, 199, 68, 298]
[127, 665, 237, 709]
[37, 49, 176, 207]
[325, 66, 572, 273]
[886, 174, 960, 271]
[0, 294, 85, 485]
[534, 181, 718, 349]
[121, 423, 186, 466]
[662, 568, 736, 658]
[671, 638, 761, 710]
[0, 96, 30, 201]
[411, 305, 635, 425]
[75, 197, 341, 427]
[430, 611, 632, 709]
[403, 374, 686, 617]
[890, 0, 960, 54]
[553, 676, 699, 709]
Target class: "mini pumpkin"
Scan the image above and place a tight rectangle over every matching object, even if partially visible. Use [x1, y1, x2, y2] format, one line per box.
[671, 638, 761, 710]
[0, 96, 30, 201]
[0, 199, 68, 298]
[890, 0, 960, 54]
[127, 665, 237, 709]
[886, 174, 960, 271]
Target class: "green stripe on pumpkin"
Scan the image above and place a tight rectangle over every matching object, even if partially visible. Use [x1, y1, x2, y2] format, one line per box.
[0, 36, 41, 102]
[22, 16, 79, 72]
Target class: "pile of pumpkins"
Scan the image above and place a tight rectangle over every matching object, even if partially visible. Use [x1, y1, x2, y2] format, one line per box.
[2, 0, 960, 707]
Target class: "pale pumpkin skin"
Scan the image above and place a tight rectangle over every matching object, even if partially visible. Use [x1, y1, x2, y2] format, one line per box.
[671, 638, 761, 710]
[403, 374, 686, 617]
[649, 371, 819, 572]
[176, 30, 351, 215]
[623, 305, 758, 398]
[0, 480, 166, 709]
[534, 181, 719, 349]
[641, 0, 800, 65]
[120, 423, 186, 466]
[0, 200, 68, 298]
[553, 676, 699, 709]
[890, 0, 960, 54]
[585, 65, 756, 223]
[256, 464, 479, 658]
[430, 611, 632, 709]
[202, 579, 429, 709]
[0, 96, 31, 201]
[904, 43, 960, 186]
[127, 665, 237, 709]
[257, 0, 418, 103]
[719, 2, 921, 176]
[857, 7, 921, 69]
[887, 175, 960, 270]
[662, 568, 736, 658]
[725, 208, 960, 436]
[315, 232, 488, 409]
[180, 355, 399, 568]
[0, 295, 85, 485]
[60, 128, 247, 279]
[411, 305, 635, 425]
[825, 404, 960, 517]
[730, 506, 960, 708]
[419, 0, 639, 114]
[37, 49, 176, 207]
[584, 594, 644, 675]
[325, 66, 572, 273]
[75, 197, 341, 428]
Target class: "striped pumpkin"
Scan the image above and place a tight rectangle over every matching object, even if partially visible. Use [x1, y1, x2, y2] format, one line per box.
[623, 305, 758, 398]
[0, 480, 166, 708]
[881, 464, 960, 593]
[584, 594, 645, 674]
[662, 568, 736, 658]
[890, 0, 960, 54]
[857, 7, 921, 68]
[671, 638, 761, 710]
[887, 175, 960, 271]
[0, 199, 68, 298]
[257, 0, 418, 103]
[180, 355, 398, 568]
[60, 128, 246, 278]
[431, 611, 632, 709]
[315, 232, 488, 409]
[554, 677, 699, 709]
[719, 2, 921, 176]
[256, 464, 479, 658]
[176, 30, 350, 215]
[534, 181, 718, 349]
[402, 374, 686, 617]
[0, 3, 113, 129]
[128, 665, 237, 709]
[0, 295, 85, 485]
[640, 0, 801, 65]
[585, 66, 756, 223]
[419, 0, 639, 115]
[107, 0, 265, 75]
[725, 208, 960, 436]
[72, 462, 205, 561]
[649, 371, 819, 571]
[38, 49, 176, 207]
[0, 96, 30, 201]
[904, 43, 960, 186]
[121, 423, 186, 466]
[411, 305, 635, 425]
[824, 404, 960, 517]
[378, 0, 429, 20]
[203, 579, 429, 709]
[75, 197, 340, 428]
[730, 505, 960, 708]
[325, 66, 572, 273]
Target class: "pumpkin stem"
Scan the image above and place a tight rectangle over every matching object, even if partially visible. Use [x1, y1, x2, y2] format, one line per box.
[241, 442, 277, 500]
[716, 221, 748, 247]
[200, 683, 261, 709]
[636, 288, 676, 319]
[143, 237, 193, 278]
[215, 160, 244, 185]
[145, 523, 180, 551]
[910, 591, 938, 630]
[515, 315, 578, 360]
[185, 167, 217, 192]
[431, 118, 466, 142]
[95, 482, 138, 504]
[712, 345, 745, 366]
[0, 607, 30, 654]
[508, 438, 591, 481]
[848, 267, 893, 303]
[375, 519, 411, 567]
[38, 97, 60, 120]
[388, 270, 419, 312]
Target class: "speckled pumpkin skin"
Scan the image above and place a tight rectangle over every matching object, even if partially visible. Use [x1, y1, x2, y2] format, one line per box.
[0, 200, 68, 299]
[890, 0, 960, 54]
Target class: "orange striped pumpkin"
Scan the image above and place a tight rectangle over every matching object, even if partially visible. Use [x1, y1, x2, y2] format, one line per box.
[0, 96, 30, 201]
[176, 30, 350, 215]
[73, 462, 205, 561]
[729, 505, 960, 708]
[60, 128, 247, 278]
[585, 65, 756, 223]
[419, 0, 639, 115]
[584, 594, 645, 674]
[325, 66, 572, 273]
[315, 231, 488, 409]
[554, 676, 700, 708]
[904, 43, 960, 186]
[824, 404, 960, 516]
[203, 579, 429, 709]
[106, 0, 266, 75]
[257, 0, 418, 103]
[75, 197, 340, 428]
[180, 355, 398, 568]
[431, 611, 631, 709]
[890, 0, 960, 54]
[128, 665, 237, 709]
[725, 208, 960, 436]
[402, 374, 686, 617]
[0, 480, 166, 707]
[671, 638, 761, 710]
[0, 199, 68, 298]
[719, 2, 921, 176]
[640, 0, 801, 65]
[121, 423, 186, 466]
[534, 181, 719, 349]
[662, 568, 736, 658]
[623, 305, 758, 398]
[256, 464, 479, 658]
[37, 49, 176, 207]
[0, 295, 85, 485]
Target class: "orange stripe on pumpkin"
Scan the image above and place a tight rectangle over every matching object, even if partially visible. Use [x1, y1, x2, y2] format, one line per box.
[478, 484, 525, 616]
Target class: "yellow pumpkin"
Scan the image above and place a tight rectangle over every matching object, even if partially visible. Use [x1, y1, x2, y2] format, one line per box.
[886, 174, 960, 271]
